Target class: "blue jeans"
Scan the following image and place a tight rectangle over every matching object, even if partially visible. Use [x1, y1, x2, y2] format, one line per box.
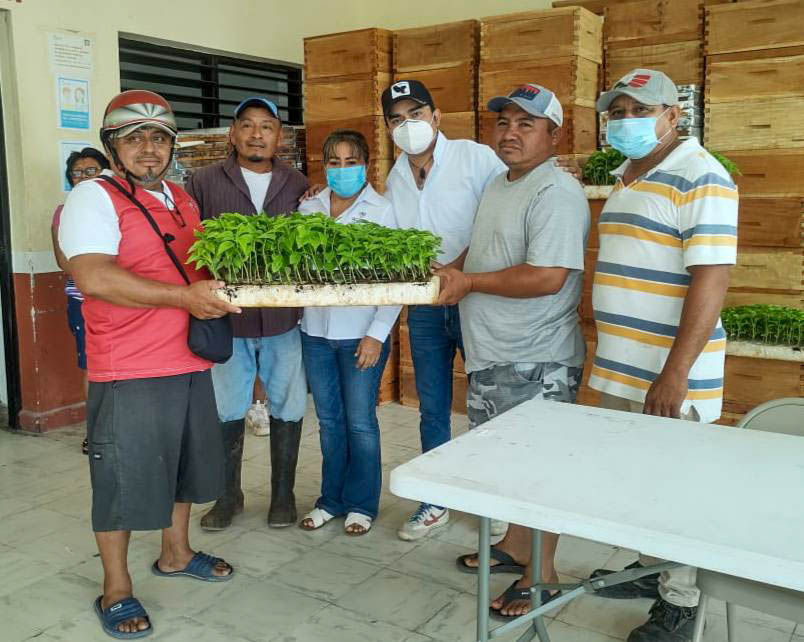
[211, 327, 307, 422]
[407, 304, 465, 454]
[301, 332, 390, 519]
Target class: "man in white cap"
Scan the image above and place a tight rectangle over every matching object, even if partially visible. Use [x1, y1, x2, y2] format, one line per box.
[437, 84, 589, 620]
[587, 69, 737, 641]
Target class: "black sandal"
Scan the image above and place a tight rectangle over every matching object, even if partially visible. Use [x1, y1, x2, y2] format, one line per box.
[490, 580, 561, 621]
[82, 438, 89, 455]
[455, 545, 525, 575]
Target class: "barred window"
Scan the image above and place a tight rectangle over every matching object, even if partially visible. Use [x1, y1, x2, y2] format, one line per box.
[118, 37, 303, 129]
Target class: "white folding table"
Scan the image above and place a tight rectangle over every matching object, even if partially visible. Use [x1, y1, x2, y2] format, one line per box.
[390, 399, 804, 641]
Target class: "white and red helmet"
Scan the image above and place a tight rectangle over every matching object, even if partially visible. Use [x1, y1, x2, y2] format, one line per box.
[100, 90, 177, 140]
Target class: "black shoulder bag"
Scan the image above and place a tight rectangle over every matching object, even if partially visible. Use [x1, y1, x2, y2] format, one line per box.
[99, 175, 233, 363]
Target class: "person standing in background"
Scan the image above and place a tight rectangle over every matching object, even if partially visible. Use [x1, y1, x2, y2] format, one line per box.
[51, 147, 110, 455]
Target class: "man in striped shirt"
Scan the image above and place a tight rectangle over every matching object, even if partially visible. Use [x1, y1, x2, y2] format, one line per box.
[588, 69, 737, 642]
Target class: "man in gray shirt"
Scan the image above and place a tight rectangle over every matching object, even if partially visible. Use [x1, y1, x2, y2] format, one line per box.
[436, 83, 589, 620]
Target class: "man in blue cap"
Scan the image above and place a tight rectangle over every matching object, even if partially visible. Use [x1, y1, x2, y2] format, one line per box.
[437, 83, 589, 620]
[186, 97, 309, 531]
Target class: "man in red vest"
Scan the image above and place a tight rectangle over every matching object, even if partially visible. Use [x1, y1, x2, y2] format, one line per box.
[59, 90, 239, 639]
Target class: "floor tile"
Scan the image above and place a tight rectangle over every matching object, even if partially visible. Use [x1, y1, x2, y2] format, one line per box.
[335, 567, 459, 630]
[389, 536, 478, 592]
[556, 592, 651, 640]
[0, 506, 77, 546]
[6, 571, 101, 632]
[209, 529, 311, 578]
[699, 612, 794, 641]
[554, 536, 619, 580]
[547, 619, 623, 641]
[319, 524, 423, 568]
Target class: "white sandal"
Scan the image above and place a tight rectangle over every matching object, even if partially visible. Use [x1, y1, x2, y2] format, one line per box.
[344, 512, 373, 536]
[299, 507, 335, 530]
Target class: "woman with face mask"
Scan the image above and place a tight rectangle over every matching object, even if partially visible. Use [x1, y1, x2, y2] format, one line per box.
[297, 130, 402, 536]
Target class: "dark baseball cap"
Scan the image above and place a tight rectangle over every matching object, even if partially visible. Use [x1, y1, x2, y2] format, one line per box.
[234, 96, 280, 120]
[381, 80, 435, 116]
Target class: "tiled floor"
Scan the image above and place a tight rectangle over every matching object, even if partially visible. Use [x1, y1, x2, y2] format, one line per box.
[0, 400, 800, 642]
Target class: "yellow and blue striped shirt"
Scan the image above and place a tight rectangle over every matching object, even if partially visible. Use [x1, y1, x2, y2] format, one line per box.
[589, 139, 738, 422]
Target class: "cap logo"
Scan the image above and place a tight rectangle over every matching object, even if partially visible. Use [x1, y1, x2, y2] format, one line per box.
[625, 73, 652, 88]
[391, 82, 411, 99]
[510, 85, 541, 101]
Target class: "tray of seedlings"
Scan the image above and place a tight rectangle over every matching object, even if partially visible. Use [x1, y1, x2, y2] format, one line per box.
[188, 212, 441, 307]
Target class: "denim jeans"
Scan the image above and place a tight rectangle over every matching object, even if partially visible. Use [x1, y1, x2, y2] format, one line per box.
[301, 332, 390, 519]
[211, 327, 307, 423]
[407, 304, 465, 453]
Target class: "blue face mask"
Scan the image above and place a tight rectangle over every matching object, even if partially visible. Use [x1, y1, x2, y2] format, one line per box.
[606, 109, 670, 159]
[326, 165, 367, 198]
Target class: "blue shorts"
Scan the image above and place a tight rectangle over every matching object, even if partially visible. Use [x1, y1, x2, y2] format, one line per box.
[67, 296, 86, 370]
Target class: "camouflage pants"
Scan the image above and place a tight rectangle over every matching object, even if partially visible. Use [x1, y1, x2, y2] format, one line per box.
[466, 362, 583, 429]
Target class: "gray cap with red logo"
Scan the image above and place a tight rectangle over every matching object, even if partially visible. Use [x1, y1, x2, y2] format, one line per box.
[596, 69, 679, 113]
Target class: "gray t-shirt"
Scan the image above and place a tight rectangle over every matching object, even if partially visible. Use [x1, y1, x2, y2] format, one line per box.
[459, 158, 590, 373]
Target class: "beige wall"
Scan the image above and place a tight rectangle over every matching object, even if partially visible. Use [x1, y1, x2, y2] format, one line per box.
[1, 0, 550, 262]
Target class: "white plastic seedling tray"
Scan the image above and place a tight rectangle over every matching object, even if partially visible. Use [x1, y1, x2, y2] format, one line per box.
[216, 276, 440, 307]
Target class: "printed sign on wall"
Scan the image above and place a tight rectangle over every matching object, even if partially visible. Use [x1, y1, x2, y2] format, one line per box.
[57, 76, 90, 130]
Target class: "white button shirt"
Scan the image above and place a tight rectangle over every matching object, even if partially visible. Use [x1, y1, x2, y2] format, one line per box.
[385, 132, 506, 264]
[298, 183, 402, 342]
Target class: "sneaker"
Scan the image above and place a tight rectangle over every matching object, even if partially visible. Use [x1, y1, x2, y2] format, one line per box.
[490, 519, 508, 537]
[398, 503, 449, 541]
[246, 401, 270, 436]
[590, 560, 660, 600]
[627, 598, 698, 642]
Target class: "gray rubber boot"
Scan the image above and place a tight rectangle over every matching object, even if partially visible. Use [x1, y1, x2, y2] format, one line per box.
[267, 417, 302, 528]
[200, 419, 245, 531]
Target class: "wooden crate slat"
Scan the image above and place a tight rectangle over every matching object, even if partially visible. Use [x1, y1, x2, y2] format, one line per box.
[552, 0, 608, 15]
[305, 116, 391, 162]
[605, 0, 704, 47]
[729, 248, 804, 292]
[479, 56, 599, 109]
[737, 198, 804, 248]
[306, 158, 393, 194]
[705, 97, 804, 151]
[723, 290, 803, 309]
[438, 111, 477, 142]
[305, 73, 392, 121]
[395, 63, 476, 113]
[393, 20, 478, 72]
[304, 28, 392, 80]
[705, 0, 804, 55]
[480, 7, 603, 65]
[722, 356, 804, 414]
[706, 49, 804, 103]
[479, 105, 598, 155]
[605, 40, 703, 87]
[725, 149, 804, 197]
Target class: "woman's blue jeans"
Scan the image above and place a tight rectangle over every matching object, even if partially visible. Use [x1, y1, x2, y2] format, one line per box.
[301, 332, 390, 519]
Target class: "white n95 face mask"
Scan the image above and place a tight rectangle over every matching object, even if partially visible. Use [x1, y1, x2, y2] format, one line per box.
[392, 117, 436, 155]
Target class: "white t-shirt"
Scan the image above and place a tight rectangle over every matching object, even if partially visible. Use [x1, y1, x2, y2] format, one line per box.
[59, 169, 176, 259]
[240, 166, 272, 213]
[385, 132, 506, 264]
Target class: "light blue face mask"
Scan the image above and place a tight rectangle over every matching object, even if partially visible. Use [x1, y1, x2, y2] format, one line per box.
[606, 108, 671, 159]
[326, 165, 367, 198]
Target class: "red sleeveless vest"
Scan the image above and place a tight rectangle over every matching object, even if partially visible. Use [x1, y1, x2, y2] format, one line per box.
[85, 176, 211, 381]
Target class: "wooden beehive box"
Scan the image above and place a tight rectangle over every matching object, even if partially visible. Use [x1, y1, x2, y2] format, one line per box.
[605, 0, 706, 46]
[304, 28, 392, 80]
[705, 0, 804, 55]
[378, 324, 400, 405]
[605, 40, 703, 87]
[306, 158, 393, 194]
[438, 111, 477, 142]
[305, 73, 392, 121]
[479, 105, 598, 155]
[395, 63, 476, 113]
[479, 56, 600, 109]
[305, 116, 392, 162]
[737, 198, 804, 248]
[393, 20, 478, 72]
[552, 0, 609, 15]
[480, 7, 603, 65]
[722, 355, 804, 417]
[706, 48, 804, 104]
[726, 248, 804, 308]
[725, 149, 804, 197]
[705, 98, 804, 151]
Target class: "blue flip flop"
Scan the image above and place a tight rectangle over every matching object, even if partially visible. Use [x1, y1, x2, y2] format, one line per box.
[93, 595, 152, 639]
[151, 551, 234, 582]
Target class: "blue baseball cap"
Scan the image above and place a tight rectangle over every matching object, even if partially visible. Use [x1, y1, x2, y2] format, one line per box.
[487, 84, 563, 127]
[234, 96, 280, 120]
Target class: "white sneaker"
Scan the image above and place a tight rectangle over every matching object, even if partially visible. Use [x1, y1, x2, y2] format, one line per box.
[398, 503, 449, 541]
[246, 401, 270, 436]
[491, 519, 509, 537]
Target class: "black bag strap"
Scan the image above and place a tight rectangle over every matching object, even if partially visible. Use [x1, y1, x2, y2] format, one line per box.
[99, 175, 191, 286]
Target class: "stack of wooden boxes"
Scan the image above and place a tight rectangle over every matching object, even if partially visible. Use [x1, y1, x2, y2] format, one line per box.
[393, 20, 479, 142]
[477, 7, 603, 157]
[705, 0, 804, 424]
[303, 28, 394, 193]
